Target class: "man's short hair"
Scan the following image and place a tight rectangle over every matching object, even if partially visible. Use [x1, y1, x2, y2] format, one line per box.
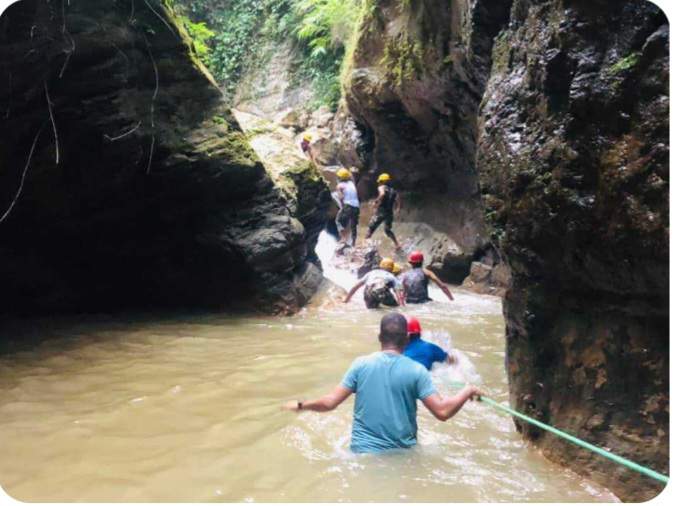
[379, 312, 408, 347]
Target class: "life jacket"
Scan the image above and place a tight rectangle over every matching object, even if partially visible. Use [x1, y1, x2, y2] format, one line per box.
[301, 140, 311, 153]
[403, 267, 430, 303]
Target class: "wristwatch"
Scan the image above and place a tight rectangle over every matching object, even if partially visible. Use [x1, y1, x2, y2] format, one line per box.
[297, 401, 303, 411]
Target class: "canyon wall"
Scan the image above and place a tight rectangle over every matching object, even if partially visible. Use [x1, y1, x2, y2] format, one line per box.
[0, 0, 326, 316]
[478, 0, 669, 500]
[340, 0, 513, 268]
[343, 0, 669, 499]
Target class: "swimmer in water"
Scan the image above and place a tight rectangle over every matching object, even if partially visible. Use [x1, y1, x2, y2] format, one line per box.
[283, 313, 482, 453]
[403, 316, 457, 370]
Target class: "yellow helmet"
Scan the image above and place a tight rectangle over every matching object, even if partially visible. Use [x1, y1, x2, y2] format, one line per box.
[336, 168, 352, 181]
[379, 258, 395, 271]
[303, 133, 313, 141]
[392, 263, 402, 275]
[377, 173, 391, 184]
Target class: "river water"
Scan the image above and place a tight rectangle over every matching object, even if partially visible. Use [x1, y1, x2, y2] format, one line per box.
[0, 234, 616, 502]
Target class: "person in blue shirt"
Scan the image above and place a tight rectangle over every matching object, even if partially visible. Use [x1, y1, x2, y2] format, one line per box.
[283, 313, 481, 453]
[403, 316, 456, 370]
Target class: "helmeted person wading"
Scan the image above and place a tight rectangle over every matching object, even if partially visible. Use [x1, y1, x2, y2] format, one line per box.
[403, 316, 456, 370]
[402, 251, 454, 303]
[344, 258, 405, 309]
[283, 313, 482, 453]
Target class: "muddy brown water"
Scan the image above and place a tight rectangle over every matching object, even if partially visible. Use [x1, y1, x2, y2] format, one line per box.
[0, 235, 617, 502]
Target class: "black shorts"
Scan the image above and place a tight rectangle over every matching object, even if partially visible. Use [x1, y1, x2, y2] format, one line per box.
[367, 210, 393, 235]
[363, 285, 398, 309]
[337, 205, 360, 229]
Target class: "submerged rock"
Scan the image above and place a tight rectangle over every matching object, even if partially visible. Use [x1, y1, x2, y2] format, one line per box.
[0, 0, 324, 315]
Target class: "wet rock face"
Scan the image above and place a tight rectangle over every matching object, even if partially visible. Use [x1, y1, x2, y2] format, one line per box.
[478, 0, 668, 499]
[342, 0, 513, 257]
[0, 0, 322, 315]
[233, 40, 317, 122]
[231, 110, 331, 268]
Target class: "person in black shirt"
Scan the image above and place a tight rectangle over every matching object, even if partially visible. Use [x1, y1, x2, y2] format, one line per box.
[365, 173, 401, 249]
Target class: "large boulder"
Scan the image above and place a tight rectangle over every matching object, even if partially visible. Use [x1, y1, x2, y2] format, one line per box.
[231, 110, 331, 266]
[0, 0, 323, 316]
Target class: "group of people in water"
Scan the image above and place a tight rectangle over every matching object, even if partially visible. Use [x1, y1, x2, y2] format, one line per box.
[344, 251, 455, 309]
[288, 136, 477, 455]
[285, 312, 479, 453]
[315, 146, 455, 310]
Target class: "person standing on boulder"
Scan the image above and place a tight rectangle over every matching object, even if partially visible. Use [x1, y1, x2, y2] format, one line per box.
[283, 313, 482, 453]
[365, 173, 401, 250]
[344, 258, 405, 309]
[300, 133, 315, 164]
[335, 168, 361, 251]
[402, 251, 454, 303]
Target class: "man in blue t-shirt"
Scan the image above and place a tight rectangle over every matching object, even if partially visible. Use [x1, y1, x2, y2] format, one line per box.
[403, 316, 456, 370]
[283, 313, 481, 453]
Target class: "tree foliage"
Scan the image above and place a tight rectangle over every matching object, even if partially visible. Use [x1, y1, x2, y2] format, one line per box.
[172, 0, 363, 109]
[179, 15, 215, 59]
[295, 0, 361, 58]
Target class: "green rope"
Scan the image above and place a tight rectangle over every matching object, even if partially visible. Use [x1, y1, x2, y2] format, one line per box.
[452, 382, 669, 484]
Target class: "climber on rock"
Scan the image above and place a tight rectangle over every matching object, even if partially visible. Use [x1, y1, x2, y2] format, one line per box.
[334, 168, 361, 252]
[402, 251, 454, 303]
[300, 133, 315, 164]
[343, 258, 405, 309]
[365, 173, 401, 250]
[403, 316, 456, 370]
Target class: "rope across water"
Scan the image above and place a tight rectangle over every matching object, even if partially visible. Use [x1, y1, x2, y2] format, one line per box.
[452, 381, 669, 484]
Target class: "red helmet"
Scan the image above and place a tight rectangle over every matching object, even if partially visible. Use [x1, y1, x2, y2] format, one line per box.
[408, 251, 424, 265]
[407, 316, 421, 335]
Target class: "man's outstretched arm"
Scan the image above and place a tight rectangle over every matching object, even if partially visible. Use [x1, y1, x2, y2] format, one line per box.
[283, 385, 353, 413]
[421, 385, 482, 422]
[344, 280, 365, 303]
[425, 268, 454, 301]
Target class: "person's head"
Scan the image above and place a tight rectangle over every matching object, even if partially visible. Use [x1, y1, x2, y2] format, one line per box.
[337, 168, 352, 181]
[379, 312, 408, 349]
[392, 263, 403, 275]
[303, 133, 313, 142]
[379, 257, 394, 272]
[406, 316, 421, 340]
[377, 173, 391, 185]
[408, 250, 424, 268]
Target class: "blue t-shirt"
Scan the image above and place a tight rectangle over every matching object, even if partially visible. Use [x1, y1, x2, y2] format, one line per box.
[341, 352, 436, 453]
[404, 338, 448, 371]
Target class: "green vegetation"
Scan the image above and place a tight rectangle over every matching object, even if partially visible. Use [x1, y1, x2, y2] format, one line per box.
[381, 35, 424, 86]
[295, 0, 360, 57]
[172, 0, 366, 109]
[179, 15, 215, 59]
[608, 52, 641, 75]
